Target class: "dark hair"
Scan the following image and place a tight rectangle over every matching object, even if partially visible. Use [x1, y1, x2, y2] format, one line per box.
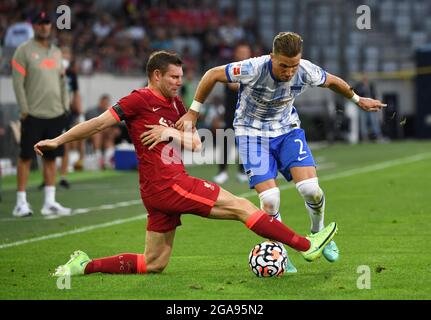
[272, 32, 303, 57]
[146, 51, 183, 79]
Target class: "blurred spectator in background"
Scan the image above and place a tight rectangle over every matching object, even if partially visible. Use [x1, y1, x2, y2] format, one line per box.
[0, 0, 251, 76]
[61, 47, 85, 177]
[4, 12, 33, 48]
[213, 43, 251, 184]
[12, 10, 71, 217]
[85, 94, 121, 169]
[354, 76, 385, 142]
[205, 96, 225, 135]
[1, 12, 33, 73]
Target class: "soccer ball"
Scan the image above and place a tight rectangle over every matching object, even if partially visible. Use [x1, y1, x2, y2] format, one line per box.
[248, 241, 287, 277]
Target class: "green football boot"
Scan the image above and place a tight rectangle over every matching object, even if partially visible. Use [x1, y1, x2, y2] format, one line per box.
[53, 250, 91, 277]
[301, 222, 338, 262]
[322, 240, 339, 262]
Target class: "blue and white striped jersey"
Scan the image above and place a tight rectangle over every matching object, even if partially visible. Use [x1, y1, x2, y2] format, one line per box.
[225, 55, 326, 137]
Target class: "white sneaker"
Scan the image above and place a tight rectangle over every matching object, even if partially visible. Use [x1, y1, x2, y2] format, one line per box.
[41, 202, 72, 216]
[236, 172, 249, 183]
[213, 171, 229, 184]
[12, 202, 33, 217]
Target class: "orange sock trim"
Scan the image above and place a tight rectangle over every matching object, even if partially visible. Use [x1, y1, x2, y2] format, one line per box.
[137, 254, 147, 274]
[246, 210, 266, 229]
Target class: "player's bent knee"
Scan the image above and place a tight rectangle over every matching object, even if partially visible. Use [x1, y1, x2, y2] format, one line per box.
[145, 255, 169, 273]
[258, 187, 280, 215]
[296, 177, 323, 203]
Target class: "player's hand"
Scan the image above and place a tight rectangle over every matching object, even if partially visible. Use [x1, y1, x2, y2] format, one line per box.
[175, 110, 198, 131]
[140, 125, 169, 150]
[357, 97, 387, 112]
[34, 139, 58, 156]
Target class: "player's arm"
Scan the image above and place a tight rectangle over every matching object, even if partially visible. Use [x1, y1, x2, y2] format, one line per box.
[11, 48, 30, 119]
[321, 73, 386, 111]
[34, 110, 118, 156]
[227, 83, 240, 92]
[175, 65, 228, 130]
[140, 125, 202, 152]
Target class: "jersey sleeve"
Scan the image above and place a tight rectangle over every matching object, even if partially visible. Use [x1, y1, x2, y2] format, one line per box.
[301, 60, 327, 87]
[110, 90, 142, 122]
[224, 58, 256, 85]
[11, 46, 30, 115]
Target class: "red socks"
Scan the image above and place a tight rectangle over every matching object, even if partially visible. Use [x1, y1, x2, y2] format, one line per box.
[246, 211, 311, 251]
[84, 253, 146, 274]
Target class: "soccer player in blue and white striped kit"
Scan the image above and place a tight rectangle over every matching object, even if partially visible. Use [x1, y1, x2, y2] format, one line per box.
[177, 32, 386, 271]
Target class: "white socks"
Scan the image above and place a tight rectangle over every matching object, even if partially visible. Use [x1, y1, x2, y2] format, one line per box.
[44, 186, 56, 206]
[296, 177, 325, 233]
[17, 191, 27, 205]
[259, 187, 282, 222]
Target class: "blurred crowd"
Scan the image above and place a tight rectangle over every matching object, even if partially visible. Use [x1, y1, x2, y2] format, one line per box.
[0, 0, 266, 76]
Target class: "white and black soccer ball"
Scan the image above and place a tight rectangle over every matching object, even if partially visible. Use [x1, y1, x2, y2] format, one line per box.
[248, 241, 287, 277]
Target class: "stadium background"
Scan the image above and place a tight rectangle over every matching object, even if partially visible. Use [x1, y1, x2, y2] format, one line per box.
[0, 0, 431, 301]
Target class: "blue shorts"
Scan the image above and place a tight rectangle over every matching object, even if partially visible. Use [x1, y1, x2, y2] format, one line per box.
[236, 129, 316, 188]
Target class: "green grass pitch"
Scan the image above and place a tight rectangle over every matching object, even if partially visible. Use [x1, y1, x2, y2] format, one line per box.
[0, 141, 431, 299]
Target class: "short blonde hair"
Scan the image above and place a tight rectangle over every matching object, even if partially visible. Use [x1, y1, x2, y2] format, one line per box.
[272, 32, 303, 57]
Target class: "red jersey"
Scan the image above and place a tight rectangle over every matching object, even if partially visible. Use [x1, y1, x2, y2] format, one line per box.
[110, 88, 188, 197]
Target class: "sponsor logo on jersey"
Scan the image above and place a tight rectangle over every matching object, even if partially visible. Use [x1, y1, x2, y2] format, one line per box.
[159, 117, 175, 128]
[203, 181, 215, 190]
[159, 117, 169, 127]
[290, 85, 303, 94]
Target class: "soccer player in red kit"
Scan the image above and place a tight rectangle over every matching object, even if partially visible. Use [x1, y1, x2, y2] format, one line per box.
[34, 51, 337, 276]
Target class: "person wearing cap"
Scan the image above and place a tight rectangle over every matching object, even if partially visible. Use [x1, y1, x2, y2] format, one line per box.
[11, 10, 71, 217]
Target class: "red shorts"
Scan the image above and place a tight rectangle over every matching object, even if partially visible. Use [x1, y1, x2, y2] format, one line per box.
[141, 174, 221, 233]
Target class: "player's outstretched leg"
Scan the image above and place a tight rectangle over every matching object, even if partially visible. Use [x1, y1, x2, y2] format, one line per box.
[296, 177, 339, 262]
[209, 188, 338, 262]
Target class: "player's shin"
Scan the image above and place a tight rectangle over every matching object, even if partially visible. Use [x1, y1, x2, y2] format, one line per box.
[296, 178, 325, 233]
[84, 253, 147, 274]
[246, 210, 310, 251]
[258, 187, 282, 222]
